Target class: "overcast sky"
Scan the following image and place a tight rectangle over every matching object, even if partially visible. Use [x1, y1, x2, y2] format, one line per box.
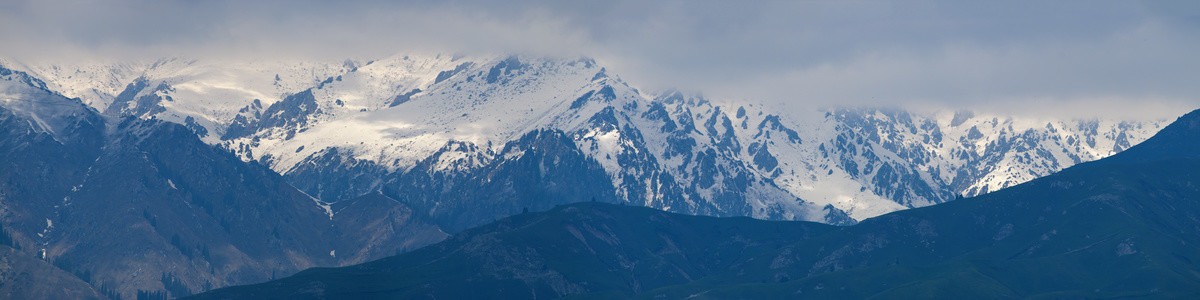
[2, 0, 1198, 118]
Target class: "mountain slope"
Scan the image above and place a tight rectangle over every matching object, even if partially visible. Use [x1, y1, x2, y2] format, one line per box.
[194, 109, 1200, 299]
[0, 244, 104, 300]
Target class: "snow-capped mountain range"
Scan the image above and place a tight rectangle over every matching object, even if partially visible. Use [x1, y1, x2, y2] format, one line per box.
[0, 55, 1168, 224]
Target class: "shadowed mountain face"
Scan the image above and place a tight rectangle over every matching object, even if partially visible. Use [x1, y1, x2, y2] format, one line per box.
[381, 129, 624, 233]
[189, 203, 835, 299]
[193, 109, 1200, 299]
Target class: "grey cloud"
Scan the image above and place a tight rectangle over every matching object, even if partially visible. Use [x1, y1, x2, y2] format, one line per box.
[0, 0, 593, 60]
[1, 0, 1198, 118]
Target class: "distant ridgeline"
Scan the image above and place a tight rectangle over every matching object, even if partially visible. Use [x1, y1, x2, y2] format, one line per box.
[194, 109, 1200, 299]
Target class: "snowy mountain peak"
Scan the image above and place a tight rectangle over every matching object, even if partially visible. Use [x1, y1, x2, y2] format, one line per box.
[0, 64, 103, 141]
[3, 54, 1170, 224]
